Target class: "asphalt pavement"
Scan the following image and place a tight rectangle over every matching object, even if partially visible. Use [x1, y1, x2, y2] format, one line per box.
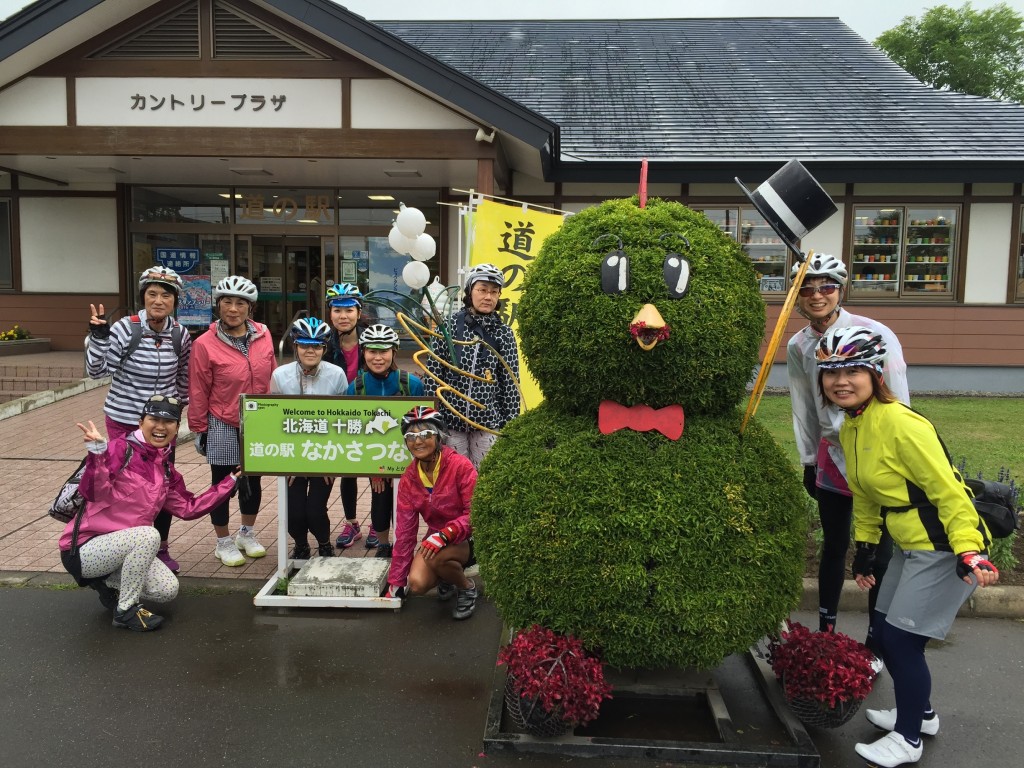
[2, 580, 1022, 768]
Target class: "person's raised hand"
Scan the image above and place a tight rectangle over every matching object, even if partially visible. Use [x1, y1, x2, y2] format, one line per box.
[89, 303, 107, 327]
[76, 420, 104, 443]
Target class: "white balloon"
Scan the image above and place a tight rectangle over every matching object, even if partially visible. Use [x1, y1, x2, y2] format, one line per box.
[402, 260, 431, 290]
[421, 276, 451, 316]
[388, 225, 410, 255]
[411, 233, 436, 261]
[396, 205, 427, 239]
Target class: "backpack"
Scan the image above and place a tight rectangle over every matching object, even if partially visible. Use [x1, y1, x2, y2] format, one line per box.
[114, 315, 185, 374]
[354, 370, 411, 396]
[49, 444, 134, 524]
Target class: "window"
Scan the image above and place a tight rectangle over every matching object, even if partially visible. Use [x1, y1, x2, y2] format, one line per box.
[1017, 208, 1024, 301]
[849, 206, 959, 298]
[0, 200, 11, 289]
[699, 207, 791, 294]
[132, 186, 232, 224]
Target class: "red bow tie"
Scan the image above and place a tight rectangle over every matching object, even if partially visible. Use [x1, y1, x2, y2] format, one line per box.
[598, 401, 685, 441]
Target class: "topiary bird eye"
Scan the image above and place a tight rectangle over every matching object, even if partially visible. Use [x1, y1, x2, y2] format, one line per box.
[596, 234, 629, 294]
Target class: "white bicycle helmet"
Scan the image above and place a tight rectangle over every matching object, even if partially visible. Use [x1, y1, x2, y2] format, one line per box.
[816, 325, 887, 372]
[465, 263, 505, 289]
[790, 253, 848, 286]
[360, 323, 400, 350]
[401, 406, 446, 435]
[139, 266, 183, 294]
[326, 282, 363, 308]
[213, 275, 258, 303]
[291, 317, 331, 345]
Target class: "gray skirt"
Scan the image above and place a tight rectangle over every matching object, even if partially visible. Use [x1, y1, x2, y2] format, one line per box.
[875, 549, 977, 640]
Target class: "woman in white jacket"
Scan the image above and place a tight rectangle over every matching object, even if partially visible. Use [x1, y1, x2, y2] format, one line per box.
[270, 317, 348, 558]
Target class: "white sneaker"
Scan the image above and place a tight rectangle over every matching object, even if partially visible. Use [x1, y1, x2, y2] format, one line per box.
[854, 732, 922, 767]
[235, 530, 266, 558]
[215, 540, 246, 567]
[866, 708, 940, 736]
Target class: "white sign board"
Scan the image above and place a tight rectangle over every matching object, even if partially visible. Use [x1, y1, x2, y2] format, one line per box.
[75, 78, 342, 128]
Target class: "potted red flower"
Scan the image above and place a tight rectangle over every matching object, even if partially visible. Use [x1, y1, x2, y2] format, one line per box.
[767, 622, 878, 729]
[498, 624, 613, 737]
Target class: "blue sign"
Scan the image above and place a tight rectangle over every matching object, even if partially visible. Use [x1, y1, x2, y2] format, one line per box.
[155, 248, 200, 273]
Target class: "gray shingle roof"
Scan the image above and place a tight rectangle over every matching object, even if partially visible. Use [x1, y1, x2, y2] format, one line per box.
[378, 17, 1024, 172]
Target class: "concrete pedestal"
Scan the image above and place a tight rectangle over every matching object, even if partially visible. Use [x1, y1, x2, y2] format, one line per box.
[287, 556, 390, 597]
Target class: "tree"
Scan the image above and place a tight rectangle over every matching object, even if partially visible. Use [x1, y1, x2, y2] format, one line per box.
[875, 2, 1024, 102]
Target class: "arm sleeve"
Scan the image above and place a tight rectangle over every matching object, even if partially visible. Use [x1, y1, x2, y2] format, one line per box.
[161, 469, 237, 522]
[188, 340, 211, 434]
[896, 418, 985, 554]
[85, 319, 128, 380]
[387, 468, 421, 586]
[270, 367, 283, 395]
[879, 327, 910, 406]
[176, 328, 191, 405]
[447, 457, 477, 541]
[78, 442, 114, 503]
[787, 336, 820, 467]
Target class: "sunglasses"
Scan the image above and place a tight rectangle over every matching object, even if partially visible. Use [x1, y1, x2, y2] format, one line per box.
[148, 395, 182, 406]
[404, 429, 440, 442]
[797, 283, 841, 298]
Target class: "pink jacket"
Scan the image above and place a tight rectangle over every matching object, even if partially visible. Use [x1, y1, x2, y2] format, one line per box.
[59, 434, 236, 551]
[188, 321, 275, 432]
[388, 446, 477, 587]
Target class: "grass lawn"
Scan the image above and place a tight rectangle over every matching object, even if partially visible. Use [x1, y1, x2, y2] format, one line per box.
[753, 394, 1024, 485]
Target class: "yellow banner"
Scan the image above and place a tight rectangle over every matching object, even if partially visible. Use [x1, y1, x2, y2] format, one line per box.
[469, 200, 565, 409]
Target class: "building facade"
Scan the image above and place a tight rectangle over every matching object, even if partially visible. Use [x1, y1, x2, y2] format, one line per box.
[1, 1, 1022, 390]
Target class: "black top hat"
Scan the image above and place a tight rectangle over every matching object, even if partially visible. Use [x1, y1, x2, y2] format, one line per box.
[735, 159, 838, 259]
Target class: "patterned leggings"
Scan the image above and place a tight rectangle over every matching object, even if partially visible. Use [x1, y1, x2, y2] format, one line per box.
[78, 526, 178, 611]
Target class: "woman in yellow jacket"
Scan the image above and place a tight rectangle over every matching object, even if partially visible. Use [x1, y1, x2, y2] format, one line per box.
[816, 325, 998, 768]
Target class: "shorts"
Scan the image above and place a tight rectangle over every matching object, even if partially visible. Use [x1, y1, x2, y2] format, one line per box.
[875, 549, 976, 640]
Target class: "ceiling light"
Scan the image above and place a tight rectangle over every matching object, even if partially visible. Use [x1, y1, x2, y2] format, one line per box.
[230, 168, 272, 176]
[298, 219, 319, 224]
[384, 169, 421, 178]
[218, 193, 243, 199]
[368, 195, 395, 201]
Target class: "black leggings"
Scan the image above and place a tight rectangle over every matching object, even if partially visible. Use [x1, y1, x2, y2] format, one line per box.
[339, 476, 358, 521]
[286, 477, 334, 545]
[817, 488, 892, 639]
[369, 483, 395, 535]
[209, 464, 262, 527]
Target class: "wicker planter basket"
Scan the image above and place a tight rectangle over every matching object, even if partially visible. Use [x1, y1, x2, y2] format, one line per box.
[781, 672, 862, 729]
[504, 676, 572, 737]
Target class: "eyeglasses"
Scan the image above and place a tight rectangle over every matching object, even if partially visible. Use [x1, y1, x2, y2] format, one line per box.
[404, 429, 440, 443]
[797, 283, 841, 298]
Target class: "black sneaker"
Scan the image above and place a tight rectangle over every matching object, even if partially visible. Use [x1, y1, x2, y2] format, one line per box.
[375, 543, 393, 558]
[316, 542, 334, 558]
[452, 580, 478, 621]
[112, 603, 163, 632]
[291, 543, 311, 560]
[437, 581, 456, 601]
[89, 580, 119, 611]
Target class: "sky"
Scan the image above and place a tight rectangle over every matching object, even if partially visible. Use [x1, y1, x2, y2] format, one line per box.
[2, 0, 1024, 42]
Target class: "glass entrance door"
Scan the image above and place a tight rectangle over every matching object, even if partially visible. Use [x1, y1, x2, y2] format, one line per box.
[247, 235, 322, 344]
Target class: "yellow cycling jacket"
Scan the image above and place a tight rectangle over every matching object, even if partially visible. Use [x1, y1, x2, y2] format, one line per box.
[840, 400, 990, 555]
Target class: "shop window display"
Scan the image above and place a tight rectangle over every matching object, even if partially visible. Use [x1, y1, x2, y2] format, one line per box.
[849, 207, 958, 298]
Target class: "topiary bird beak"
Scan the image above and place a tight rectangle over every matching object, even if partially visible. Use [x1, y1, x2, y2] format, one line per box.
[630, 304, 671, 351]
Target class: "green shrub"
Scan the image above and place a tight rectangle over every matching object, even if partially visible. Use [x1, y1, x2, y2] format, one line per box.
[516, 197, 764, 416]
[475, 405, 806, 669]
[475, 196, 808, 668]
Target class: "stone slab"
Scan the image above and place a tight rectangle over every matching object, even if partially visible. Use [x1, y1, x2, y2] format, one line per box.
[287, 556, 390, 597]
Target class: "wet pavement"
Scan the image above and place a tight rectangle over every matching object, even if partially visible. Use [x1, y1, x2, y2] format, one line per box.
[2, 581, 1022, 768]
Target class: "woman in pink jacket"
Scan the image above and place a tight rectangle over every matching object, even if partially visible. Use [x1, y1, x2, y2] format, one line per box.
[188, 276, 276, 567]
[385, 406, 478, 620]
[61, 396, 238, 632]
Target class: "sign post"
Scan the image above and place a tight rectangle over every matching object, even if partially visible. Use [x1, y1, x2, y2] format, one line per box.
[241, 394, 431, 608]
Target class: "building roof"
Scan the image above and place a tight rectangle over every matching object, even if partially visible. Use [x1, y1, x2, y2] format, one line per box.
[377, 17, 1024, 181]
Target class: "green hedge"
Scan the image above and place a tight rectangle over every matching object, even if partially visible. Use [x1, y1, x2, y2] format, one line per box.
[474, 197, 806, 669]
[474, 405, 806, 669]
